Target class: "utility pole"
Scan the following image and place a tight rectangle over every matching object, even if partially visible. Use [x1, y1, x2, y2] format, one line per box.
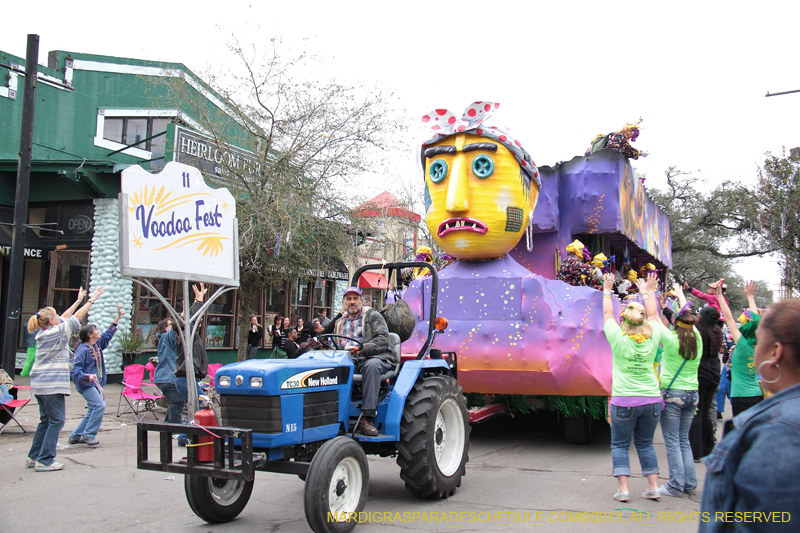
[765, 88, 800, 97]
[2, 35, 39, 374]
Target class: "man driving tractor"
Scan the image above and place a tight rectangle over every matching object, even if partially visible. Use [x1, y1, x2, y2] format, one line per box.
[324, 286, 394, 436]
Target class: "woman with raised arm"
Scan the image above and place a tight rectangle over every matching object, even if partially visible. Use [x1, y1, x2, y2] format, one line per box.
[700, 299, 800, 532]
[602, 272, 663, 502]
[717, 280, 763, 416]
[69, 303, 126, 446]
[654, 283, 703, 497]
[26, 286, 105, 471]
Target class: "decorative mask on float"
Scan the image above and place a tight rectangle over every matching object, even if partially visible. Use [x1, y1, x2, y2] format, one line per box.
[421, 102, 541, 260]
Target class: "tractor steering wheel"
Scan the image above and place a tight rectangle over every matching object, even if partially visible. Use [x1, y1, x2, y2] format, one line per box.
[318, 334, 364, 352]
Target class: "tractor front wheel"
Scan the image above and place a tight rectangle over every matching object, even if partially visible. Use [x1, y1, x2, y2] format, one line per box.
[184, 475, 254, 523]
[304, 436, 369, 533]
[396, 376, 470, 499]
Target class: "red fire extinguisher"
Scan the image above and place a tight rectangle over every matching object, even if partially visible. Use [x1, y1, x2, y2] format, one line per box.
[194, 407, 217, 462]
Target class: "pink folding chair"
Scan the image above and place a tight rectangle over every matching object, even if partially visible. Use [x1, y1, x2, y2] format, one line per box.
[207, 363, 223, 388]
[116, 364, 163, 422]
[0, 385, 32, 434]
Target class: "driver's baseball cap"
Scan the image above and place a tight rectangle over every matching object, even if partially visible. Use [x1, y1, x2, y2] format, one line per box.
[343, 286, 362, 297]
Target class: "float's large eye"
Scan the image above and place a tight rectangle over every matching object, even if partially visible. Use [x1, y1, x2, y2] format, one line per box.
[429, 159, 448, 183]
[472, 154, 494, 178]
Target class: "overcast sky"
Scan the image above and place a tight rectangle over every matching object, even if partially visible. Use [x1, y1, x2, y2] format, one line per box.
[6, 1, 798, 293]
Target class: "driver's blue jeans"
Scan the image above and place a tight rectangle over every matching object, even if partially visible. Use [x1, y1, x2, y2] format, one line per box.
[357, 358, 393, 416]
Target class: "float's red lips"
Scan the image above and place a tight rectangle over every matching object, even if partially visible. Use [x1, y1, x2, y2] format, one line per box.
[437, 218, 488, 238]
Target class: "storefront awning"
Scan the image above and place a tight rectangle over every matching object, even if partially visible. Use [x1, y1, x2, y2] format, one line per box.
[0, 208, 54, 260]
[358, 271, 390, 289]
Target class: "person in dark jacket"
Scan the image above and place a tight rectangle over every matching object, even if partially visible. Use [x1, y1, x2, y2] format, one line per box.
[284, 328, 300, 359]
[69, 303, 125, 446]
[690, 306, 724, 460]
[330, 286, 394, 436]
[246, 314, 263, 359]
[152, 318, 182, 424]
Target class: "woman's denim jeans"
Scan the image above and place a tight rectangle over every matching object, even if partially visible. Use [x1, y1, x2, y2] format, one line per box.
[716, 368, 731, 415]
[70, 386, 106, 439]
[660, 389, 699, 494]
[28, 394, 66, 465]
[156, 381, 185, 424]
[610, 402, 661, 477]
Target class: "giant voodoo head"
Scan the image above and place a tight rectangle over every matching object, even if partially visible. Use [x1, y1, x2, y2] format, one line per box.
[421, 102, 540, 260]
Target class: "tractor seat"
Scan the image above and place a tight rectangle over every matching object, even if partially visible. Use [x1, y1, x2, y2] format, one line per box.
[352, 332, 401, 383]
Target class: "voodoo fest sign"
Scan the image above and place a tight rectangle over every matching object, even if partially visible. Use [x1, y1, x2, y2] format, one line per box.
[119, 162, 239, 286]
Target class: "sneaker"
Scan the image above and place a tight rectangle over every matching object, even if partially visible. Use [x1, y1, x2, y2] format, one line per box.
[642, 488, 661, 500]
[614, 490, 630, 502]
[68, 435, 81, 445]
[717, 412, 723, 420]
[25, 457, 36, 468]
[356, 417, 379, 437]
[80, 436, 99, 446]
[35, 461, 65, 472]
[659, 484, 683, 498]
[685, 488, 698, 496]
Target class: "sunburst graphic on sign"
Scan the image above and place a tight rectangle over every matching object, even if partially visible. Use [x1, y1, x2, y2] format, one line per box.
[128, 185, 210, 215]
[154, 233, 229, 257]
[131, 233, 144, 255]
[220, 199, 231, 214]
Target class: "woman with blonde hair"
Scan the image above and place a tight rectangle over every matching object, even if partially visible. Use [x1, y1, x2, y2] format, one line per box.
[602, 272, 663, 502]
[26, 286, 105, 471]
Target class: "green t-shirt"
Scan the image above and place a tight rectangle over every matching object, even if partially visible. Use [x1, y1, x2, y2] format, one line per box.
[655, 322, 703, 391]
[604, 319, 662, 397]
[731, 315, 762, 397]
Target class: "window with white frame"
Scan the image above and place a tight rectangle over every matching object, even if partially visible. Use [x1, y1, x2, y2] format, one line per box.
[94, 109, 201, 169]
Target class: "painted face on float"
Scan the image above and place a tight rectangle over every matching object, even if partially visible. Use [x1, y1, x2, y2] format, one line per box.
[424, 133, 539, 260]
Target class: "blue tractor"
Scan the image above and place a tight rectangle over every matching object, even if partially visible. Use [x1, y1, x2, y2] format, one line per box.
[137, 262, 470, 533]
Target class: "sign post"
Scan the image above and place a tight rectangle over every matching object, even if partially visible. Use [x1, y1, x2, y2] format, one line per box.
[119, 161, 238, 423]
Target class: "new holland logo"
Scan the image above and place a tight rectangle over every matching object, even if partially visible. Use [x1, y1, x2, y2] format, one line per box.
[280, 368, 340, 390]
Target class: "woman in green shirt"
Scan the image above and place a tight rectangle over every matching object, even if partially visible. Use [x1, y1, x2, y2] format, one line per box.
[602, 273, 663, 502]
[655, 284, 703, 498]
[716, 281, 763, 416]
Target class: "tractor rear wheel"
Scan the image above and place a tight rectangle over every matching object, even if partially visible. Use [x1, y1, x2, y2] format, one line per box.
[304, 436, 369, 533]
[396, 376, 470, 499]
[184, 475, 254, 523]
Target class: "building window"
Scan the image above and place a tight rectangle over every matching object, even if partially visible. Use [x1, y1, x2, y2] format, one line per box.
[102, 116, 168, 152]
[312, 279, 333, 323]
[133, 279, 173, 350]
[205, 285, 236, 349]
[290, 279, 312, 326]
[47, 250, 91, 351]
[262, 284, 285, 347]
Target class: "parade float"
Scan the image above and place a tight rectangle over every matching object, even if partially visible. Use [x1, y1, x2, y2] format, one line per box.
[400, 104, 672, 443]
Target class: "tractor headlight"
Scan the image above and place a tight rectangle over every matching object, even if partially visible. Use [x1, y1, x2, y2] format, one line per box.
[250, 376, 263, 388]
[217, 376, 231, 387]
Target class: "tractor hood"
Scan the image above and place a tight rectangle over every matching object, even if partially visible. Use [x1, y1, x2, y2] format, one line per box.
[214, 351, 354, 396]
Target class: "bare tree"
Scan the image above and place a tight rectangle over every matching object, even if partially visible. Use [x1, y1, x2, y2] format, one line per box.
[151, 37, 407, 360]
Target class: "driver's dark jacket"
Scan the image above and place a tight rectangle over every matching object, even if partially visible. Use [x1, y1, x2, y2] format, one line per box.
[326, 306, 393, 363]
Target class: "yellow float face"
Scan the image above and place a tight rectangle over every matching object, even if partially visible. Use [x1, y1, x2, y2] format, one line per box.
[424, 133, 539, 260]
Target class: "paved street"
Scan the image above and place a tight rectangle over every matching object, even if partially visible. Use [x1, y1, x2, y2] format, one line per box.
[2, 377, 710, 532]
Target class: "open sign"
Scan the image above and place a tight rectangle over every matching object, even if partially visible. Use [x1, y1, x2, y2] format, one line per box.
[67, 214, 93, 234]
